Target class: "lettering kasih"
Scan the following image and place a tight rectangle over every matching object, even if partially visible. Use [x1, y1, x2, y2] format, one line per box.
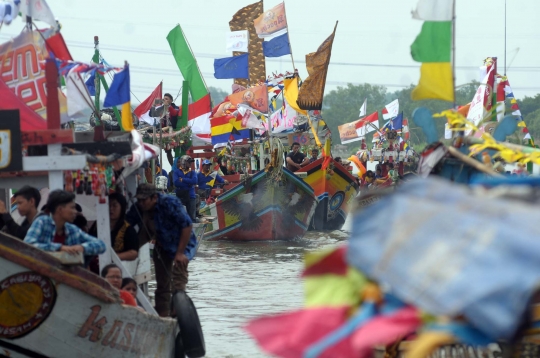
[78, 305, 167, 354]
[0, 31, 69, 123]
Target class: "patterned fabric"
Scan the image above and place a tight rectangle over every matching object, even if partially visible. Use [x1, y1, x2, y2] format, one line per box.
[297, 23, 338, 110]
[24, 215, 106, 255]
[229, 1, 265, 87]
[126, 194, 197, 259]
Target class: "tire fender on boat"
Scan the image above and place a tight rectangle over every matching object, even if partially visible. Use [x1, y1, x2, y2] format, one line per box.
[172, 291, 205, 358]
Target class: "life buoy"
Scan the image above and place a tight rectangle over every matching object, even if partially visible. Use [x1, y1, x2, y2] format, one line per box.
[172, 291, 205, 358]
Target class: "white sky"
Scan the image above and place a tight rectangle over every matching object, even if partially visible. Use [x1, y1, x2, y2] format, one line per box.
[1, 0, 539, 103]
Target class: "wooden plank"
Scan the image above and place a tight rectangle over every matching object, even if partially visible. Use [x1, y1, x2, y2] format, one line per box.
[21, 129, 74, 145]
[23, 154, 87, 171]
[64, 141, 132, 156]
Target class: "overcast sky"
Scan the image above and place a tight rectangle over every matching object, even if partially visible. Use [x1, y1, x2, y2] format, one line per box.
[1, 0, 539, 104]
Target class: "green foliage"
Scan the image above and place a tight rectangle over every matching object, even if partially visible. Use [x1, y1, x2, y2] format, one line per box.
[208, 86, 229, 106]
[321, 80, 513, 150]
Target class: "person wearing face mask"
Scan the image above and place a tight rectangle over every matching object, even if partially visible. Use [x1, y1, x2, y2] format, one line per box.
[24, 190, 106, 256]
[0, 185, 41, 240]
[286, 142, 309, 172]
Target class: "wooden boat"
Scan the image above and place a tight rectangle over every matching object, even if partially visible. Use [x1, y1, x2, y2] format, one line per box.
[295, 157, 359, 230]
[0, 232, 179, 357]
[200, 167, 318, 241]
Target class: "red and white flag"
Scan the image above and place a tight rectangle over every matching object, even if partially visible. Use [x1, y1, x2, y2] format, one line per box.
[188, 93, 212, 134]
[134, 82, 162, 125]
[382, 99, 399, 120]
[402, 118, 410, 141]
[355, 111, 379, 137]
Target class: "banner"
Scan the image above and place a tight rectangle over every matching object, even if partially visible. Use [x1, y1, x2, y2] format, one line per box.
[227, 84, 269, 113]
[253, 2, 288, 39]
[265, 100, 297, 133]
[338, 119, 363, 144]
[226, 30, 249, 52]
[0, 31, 69, 123]
[229, 1, 265, 87]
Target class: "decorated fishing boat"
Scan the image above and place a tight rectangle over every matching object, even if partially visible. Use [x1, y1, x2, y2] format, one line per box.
[295, 155, 358, 231]
[200, 140, 317, 241]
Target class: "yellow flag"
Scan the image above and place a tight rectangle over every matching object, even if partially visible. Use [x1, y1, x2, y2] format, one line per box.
[411, 63, 454, 102]
[304, 268, 367, 308]
[283, 77, 308, 115]
[121, 102, 135, 131]
[323, 138, 331, 157]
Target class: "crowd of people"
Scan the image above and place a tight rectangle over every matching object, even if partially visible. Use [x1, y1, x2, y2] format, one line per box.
[0, 181, 196, 317]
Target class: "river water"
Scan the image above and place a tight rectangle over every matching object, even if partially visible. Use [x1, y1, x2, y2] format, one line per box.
[186, 219, 352, 358]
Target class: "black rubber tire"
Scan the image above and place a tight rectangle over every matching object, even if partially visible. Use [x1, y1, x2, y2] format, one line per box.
[175, 332, 185, 358]
[172, 291, 205, 358]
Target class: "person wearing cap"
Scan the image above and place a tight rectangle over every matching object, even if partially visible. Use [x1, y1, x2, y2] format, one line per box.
[24, 190, 106, 256]
[0, 185, 41, 240]
[196, 159, 229, 216]
[173, 155, 197, 221]
[126, 183, 196, 317]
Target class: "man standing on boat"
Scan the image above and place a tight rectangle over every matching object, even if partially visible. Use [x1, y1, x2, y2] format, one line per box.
[0, 186, 41, 240]
[286, 142, 309, 172]
[126, 183, 196, 317]
[308, 148, 320, 164]
[173, 155, 198, 222]
[196, 159, 229, 216]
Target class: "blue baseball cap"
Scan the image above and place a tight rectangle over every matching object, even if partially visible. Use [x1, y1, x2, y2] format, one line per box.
[202, 159, 212, 165]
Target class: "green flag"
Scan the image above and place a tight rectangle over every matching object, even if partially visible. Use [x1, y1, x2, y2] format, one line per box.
[166, 25, 208, 101]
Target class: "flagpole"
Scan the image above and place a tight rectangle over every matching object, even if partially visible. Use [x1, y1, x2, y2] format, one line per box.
[283, 1, 296, 71]
[504, 0, 507, 75]
[451, 0, 456, 109]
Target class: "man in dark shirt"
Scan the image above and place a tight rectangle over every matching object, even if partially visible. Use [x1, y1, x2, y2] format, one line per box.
[286, 142, 309, 172]
[126, 183, 196, 317]
[0, 186, 41, 240]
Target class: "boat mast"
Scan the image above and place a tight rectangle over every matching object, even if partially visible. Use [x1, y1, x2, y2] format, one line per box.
[283, 1, 296, 72]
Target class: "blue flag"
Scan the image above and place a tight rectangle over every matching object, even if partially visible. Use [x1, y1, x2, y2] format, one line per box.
[85, 70, 96, 96]
[214, 54, 249, 79]
[262, 33, 291, 58]
[391, 112, 403, 130]
[103, 66, 130, 107]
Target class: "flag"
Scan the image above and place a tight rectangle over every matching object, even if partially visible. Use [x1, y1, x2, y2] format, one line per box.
[283, 77, 308, 115]
[359, 98, 367, 117]
[391, 112, 403, 130]
[402, 118, 410, 140]
[188, 94, 212, 134]
[85, 71, 96, 96]
[382, 99, 399, 120]
[297, 22, 338, 110]
[237, 104, 264, 129]
[214, 54, 249, 79]
[19, 0, 56, 27]
[134, 82, 162, 125]
[253, 2, 288, 39]
[410, 1, 454, 102]
[262, 33, 291, 58]
[466, 68, 493, 129]
[226, 30, 249, 52]
[167, 24, 208, 101]
[229, 1, 265, 87]
[227, 84, 269, 113]
[412, 0, 453, 21]
[103, 66, 134, 131]
[207, 171, 218, 187]
[211, 114, 250, 146]
[355, 111, 379, 137]
[66, 70, 94, 119]
[45, 32, 73, 61]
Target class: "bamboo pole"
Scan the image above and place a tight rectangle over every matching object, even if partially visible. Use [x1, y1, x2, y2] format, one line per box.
[282, 1, 296, 71]
[447, 146, 504, 177]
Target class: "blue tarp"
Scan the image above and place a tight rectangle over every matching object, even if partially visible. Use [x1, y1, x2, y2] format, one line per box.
[347, 177, 540, 339]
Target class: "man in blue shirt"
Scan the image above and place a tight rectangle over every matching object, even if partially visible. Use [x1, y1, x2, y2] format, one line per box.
[126, 183, 196, 317]
[24, 190, 106, 256]
[197, 159, 228, 193]
[173, 155, 197, 221]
